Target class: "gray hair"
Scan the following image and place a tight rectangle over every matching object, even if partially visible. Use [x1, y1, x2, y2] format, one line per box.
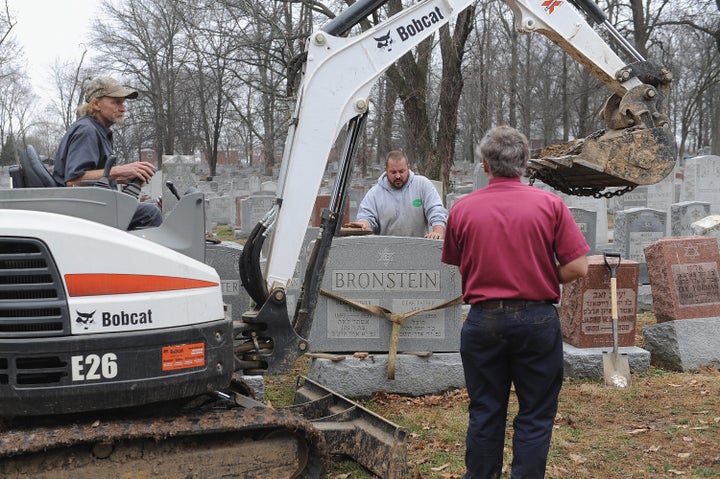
[477, 125, 529, 178]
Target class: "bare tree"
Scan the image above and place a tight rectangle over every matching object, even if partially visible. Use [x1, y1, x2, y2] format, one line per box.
[93, 0, 192, 164]
[383, 0, 474, 194]
[49, 51, 89, 130]
[656, 0, 720, 154]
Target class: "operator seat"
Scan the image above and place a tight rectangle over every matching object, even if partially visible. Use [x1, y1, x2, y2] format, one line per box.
[20, 145, 56, 187]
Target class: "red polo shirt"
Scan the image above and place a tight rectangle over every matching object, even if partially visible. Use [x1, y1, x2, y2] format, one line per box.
[441, 177, 590, 304]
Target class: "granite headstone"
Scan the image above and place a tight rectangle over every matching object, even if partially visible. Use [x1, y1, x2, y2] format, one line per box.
[560, 255, 639, 348]
[613, 208, 667, 284]
[671, 201, 711, 236]
[308, 236, 462, 353]
[645, 236, 720, 323]
[569, 208, 597, 254]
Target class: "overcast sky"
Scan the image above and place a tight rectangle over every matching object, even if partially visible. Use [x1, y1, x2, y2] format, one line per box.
[9, 0, 101, 95]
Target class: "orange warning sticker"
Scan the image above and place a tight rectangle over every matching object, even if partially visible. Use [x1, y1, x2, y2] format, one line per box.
[162, 342, 206, 371]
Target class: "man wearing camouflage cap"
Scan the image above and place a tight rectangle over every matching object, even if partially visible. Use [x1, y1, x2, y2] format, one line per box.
[53, 77, 162, 230]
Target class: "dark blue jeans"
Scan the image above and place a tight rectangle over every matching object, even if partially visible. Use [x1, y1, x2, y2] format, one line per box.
[129, 202, 163, 230]
[461, 301, 563, 479]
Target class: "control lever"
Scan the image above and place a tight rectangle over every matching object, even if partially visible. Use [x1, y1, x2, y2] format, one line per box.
[165, 180, 181, 200]
[121, 177, 145, 198]
[93, 155, 116, 189]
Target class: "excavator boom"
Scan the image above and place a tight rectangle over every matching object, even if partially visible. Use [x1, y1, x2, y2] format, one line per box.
[253, 0, 676, 295]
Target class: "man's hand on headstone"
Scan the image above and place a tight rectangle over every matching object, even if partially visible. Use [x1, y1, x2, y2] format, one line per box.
[344, 220, 371, 231]
[425, 225, 445, 240]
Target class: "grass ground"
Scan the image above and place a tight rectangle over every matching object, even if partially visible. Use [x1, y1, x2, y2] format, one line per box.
[265, 312, 720, 478]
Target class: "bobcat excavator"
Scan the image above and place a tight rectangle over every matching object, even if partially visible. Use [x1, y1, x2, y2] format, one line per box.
[0, 0, 675, 477]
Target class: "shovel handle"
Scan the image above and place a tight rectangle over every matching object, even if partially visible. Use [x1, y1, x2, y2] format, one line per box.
[603, 251, 621, 278]
[610, 277, 618, 322]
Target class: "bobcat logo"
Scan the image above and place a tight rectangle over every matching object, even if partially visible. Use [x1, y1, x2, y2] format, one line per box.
[374, 30, 393, 51]
[76, 310, 96, 330]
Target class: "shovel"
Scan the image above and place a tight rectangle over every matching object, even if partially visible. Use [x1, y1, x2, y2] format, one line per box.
[602, 252, 632, 388]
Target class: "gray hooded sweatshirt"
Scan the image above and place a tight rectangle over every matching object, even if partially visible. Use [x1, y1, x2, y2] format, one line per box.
[355, 170, 447, 237]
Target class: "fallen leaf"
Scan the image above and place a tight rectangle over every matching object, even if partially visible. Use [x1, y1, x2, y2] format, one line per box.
[677, 452, 691, 458]
[644, 445, 661, 453]
[569, 453, 586, 463]
[682, 436, 693, 442]
[629, 428, 649, 434]
[431, 463, 450, 472]
[667, 469, 686, 475]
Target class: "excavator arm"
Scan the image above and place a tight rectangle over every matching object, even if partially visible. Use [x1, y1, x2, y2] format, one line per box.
[239, 0, 676, 305]
[236, 0, 677, 373]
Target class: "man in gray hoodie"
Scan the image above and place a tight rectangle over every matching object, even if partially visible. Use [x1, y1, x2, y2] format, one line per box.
[345, 150, 447, 239]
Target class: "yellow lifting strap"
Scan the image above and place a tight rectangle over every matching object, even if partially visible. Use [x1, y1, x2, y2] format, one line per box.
[320, 289, 463, 379]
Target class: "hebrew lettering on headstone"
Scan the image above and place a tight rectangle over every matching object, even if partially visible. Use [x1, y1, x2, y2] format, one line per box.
[645, 236, 720, 322]
[560, 255, 639, 348]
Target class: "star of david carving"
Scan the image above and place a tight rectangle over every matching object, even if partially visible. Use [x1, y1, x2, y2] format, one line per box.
[684, 244, 700, 258]
[377, 247, 394, 266]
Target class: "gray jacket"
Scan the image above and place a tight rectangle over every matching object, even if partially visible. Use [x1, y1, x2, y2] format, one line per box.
[356, 170, 447, 237]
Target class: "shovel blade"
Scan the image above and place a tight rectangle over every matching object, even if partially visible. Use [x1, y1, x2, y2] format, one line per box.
[603, 352, 632, 388]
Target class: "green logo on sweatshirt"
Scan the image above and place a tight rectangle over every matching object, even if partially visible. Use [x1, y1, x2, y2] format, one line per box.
[412, 199, 422, 207]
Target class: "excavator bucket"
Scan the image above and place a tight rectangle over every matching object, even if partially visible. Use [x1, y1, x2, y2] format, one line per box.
[291, 376, 408, 479]
[527, 67, 677, 197]
[527, 124, 676, 197]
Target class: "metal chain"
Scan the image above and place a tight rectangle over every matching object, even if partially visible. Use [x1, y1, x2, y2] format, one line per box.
[528, 169, 636, 199]
[526, 128, 637, 198]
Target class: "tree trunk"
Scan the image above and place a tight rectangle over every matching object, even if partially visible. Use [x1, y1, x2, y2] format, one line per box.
[438, 6, 475, 194]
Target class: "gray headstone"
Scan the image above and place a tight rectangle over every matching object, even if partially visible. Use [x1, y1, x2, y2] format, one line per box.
[473, 162, 489, 190]
[161, 155, 200, 215]
[647, 176, 674, 212]
[617, 186, 648, 210]
[238, 193, 275, 237]
[308, 236, 462, 353]
[691, 215, 720, 248]
[0, 166, 10, 188]
[204, 241, 251, 322]
[206, 195, 236, 229]
[569, 208, 597, 254]
[248, 176, 261, 193]
[679, 155, 720, 213]
[260, 181, 277, 192]
[671, 201, 711, 236]
[613, 208, 667, 284]
[647, 177, 675, 234]
[559, 194, 609, 245]
[445, 192, 468, 211]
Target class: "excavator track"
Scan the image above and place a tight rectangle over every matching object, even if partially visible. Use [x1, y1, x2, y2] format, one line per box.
[0, 403, 327, 478]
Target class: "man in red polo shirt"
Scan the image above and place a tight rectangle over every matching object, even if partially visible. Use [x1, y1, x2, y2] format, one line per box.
[442, 125, 589, 479]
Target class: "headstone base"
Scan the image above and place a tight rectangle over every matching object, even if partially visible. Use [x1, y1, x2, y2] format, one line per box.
[643, 318, 720, 371]
[563, 343, 650, 379]
[307, 344, 653, 396]
[307, 353, 465, 397]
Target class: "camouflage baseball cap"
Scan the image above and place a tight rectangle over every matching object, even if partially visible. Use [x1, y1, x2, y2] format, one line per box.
[84, 77, 139, 102]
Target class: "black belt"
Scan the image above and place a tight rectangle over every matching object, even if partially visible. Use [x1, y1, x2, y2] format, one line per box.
[474, 299, 554, 309]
